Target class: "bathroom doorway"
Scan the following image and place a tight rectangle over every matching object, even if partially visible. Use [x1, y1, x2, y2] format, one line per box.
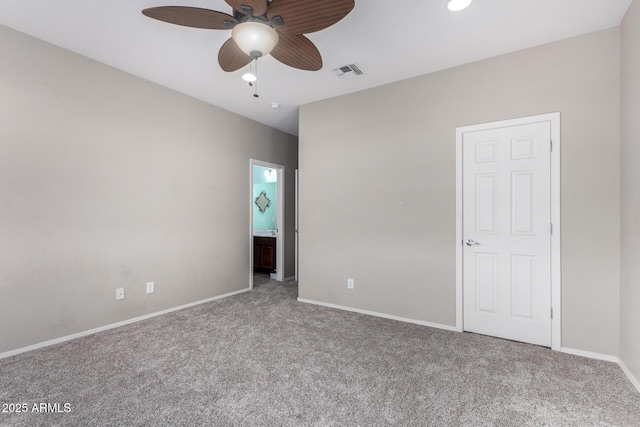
[250, 159, 284, 289]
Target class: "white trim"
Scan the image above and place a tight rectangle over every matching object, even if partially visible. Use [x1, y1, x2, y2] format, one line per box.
[549, 113, 561, 351]
[295, 169, 299, 282]
[250, 159, 285, 288]
[297, 298, 459, 332]
[276, 166, 285, 282]
[0, 287, 250, 360]
[559, 346, 619, 363]
[619, 359, 640, 394]
[455, 126, 464, 332]
[455, 112, 561, 350]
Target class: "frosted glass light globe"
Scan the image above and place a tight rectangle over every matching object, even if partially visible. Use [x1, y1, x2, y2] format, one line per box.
[232, 22, 279, 58]
[446, 0, 472, 12]
[242, 73, 257, 82]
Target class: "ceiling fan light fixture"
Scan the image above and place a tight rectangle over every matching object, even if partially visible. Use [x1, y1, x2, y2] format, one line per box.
[446, 0, 472, 12]
[242, 72, 257, 82]
[232, 22, 279, 58]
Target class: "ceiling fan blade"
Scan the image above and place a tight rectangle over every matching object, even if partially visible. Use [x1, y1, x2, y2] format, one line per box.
[225, 0, 268, 17]
[270, 33, 322, 71]
[218, 38, 253, 72]
[267, 0, 354, 34]
[142, 7, 237, 30]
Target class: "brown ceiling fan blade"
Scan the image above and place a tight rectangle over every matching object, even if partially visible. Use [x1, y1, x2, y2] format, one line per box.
[225, 0, 267, 17]
[270, 33, 322, 71]
[218, 38, 253, 72]
[267, 0, 354, 34]
[142, 7, 237, 30]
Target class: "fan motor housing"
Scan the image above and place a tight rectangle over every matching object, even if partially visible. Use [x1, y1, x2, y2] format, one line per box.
[232, 9, 283, 27]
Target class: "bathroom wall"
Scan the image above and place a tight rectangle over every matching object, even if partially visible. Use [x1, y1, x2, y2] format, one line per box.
[253, 182, 277, 230]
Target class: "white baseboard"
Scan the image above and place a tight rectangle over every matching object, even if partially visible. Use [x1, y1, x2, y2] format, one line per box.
[618, 359, 640, 394]
[559, 346, 619, 363]
[0, 287, 251, 360]
[297, 297, 460, 332]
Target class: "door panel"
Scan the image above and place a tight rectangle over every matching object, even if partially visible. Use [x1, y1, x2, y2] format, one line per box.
[260, 246, 274, 270]
[511, 171, 534, 234]
[511, 255, 535, 319]
[476, 252, 498, 314]
[476, 174, 497, 233]
[463, 121, 551, 347]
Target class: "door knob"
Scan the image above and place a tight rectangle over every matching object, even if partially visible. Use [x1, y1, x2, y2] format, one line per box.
[465, 239, 480, 246]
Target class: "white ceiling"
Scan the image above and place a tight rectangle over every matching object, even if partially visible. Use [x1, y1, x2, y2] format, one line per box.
[0, 0, 632, 136]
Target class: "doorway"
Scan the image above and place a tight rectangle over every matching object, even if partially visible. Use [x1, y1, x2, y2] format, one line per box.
[250, 159, 284, 289]
[455, 113, 561, 349]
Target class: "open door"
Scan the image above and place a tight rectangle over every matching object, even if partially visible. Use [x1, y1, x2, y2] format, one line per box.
[250, 159, 285, 289]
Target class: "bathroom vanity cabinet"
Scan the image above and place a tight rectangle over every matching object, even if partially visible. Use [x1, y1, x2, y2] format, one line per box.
[253, 237, 276, 272]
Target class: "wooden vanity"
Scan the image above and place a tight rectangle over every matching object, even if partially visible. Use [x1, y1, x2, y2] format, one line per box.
[253, 236, 276, 272]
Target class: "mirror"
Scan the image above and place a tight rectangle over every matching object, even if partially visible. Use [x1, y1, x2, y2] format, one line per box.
[255, 190, 271, 214]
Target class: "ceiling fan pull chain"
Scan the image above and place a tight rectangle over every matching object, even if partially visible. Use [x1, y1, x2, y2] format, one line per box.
[253, 58, 259, 98]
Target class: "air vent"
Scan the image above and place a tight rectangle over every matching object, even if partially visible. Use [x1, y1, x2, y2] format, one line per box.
[333, 63, 364, 80]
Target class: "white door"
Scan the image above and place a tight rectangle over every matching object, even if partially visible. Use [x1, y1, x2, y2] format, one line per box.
[463, 121, 552, 347]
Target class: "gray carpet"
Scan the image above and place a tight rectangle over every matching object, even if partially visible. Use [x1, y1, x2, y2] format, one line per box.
[1, 281, 639, 426]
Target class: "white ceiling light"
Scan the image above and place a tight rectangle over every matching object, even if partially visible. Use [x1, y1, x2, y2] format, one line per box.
[242, 72, 257, 82]
[446, 0, 473, 12]
[231, 22, 279, 58]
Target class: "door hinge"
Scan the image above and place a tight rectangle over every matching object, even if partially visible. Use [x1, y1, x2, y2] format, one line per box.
[550, 140, 553, 152]
[550, 223, 553, 234]
[550, 307, 554, 319]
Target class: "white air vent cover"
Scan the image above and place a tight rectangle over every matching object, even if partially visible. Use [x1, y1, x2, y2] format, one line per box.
[333, 64, 364, 79]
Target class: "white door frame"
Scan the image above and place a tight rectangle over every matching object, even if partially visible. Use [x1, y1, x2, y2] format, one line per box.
[455, 112, 561, 350]
[250, 159, 285, 289]
[295, 169, 299, 282]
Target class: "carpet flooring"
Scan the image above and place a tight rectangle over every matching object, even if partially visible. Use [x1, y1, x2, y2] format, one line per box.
[1, 281, 639, 426]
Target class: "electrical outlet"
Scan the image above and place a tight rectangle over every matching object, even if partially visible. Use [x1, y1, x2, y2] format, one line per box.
[116, 288, 125, 300]
[146, 282, 154, 294]
[347, 278, 354, 290]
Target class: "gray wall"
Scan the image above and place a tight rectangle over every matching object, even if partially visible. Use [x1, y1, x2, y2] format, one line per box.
[0, 25, 298, 354]
[299, 28, 621, 356]
[620, 0, 640, 384]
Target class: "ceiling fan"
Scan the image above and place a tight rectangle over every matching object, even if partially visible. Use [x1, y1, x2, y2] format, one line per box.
[142, 0, 355, 73]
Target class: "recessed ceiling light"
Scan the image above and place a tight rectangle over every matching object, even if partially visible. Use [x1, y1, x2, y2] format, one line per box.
[270, 103, 280, 109]
[446, 0, 472, 12]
